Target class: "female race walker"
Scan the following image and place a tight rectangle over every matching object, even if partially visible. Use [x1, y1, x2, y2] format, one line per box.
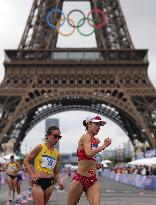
[67, 115, 112, 205]
[5, 155, 20, 203]
[24, 126, 64, 205]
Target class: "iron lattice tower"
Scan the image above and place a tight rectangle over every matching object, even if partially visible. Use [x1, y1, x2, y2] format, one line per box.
[0, 0, 156, 151]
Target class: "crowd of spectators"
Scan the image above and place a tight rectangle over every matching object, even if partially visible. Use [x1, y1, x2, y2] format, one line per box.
[111, 165, 156, 176]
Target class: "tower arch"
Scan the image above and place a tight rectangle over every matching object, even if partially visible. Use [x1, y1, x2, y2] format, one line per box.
[0, 0, 156, 152]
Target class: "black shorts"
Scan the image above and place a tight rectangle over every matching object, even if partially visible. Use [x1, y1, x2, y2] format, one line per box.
[32, 177, 56, 191]
[17, 174, 22, 182]
[7, 174, 17, 180]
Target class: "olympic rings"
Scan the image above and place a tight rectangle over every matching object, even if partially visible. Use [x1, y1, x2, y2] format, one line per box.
[46, 8, 66, 30]
[46, 8, 106, 36]
[56, 18, 76, 36]
[77, 18, 96, 37]
[87, 8, 106, 29]
[67, 9, 86, 28]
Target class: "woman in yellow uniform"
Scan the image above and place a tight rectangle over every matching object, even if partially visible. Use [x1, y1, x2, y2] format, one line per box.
[24, 126, 64, 205]
[6, 155, 20, 202]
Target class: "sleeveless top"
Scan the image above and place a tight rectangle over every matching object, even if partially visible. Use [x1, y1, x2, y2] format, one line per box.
[77, 137, 98, 161]
[7, 162, 18, 175]
[34, 144, 59, 174]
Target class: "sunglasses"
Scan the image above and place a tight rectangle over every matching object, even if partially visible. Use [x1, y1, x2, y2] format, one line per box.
[93, 122, 106, 126]
[53, 134, 62, 139]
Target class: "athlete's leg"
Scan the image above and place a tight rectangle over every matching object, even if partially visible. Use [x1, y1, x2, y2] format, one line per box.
[32, 184, 44, 205]
[16, 179, 20, 195]
[44, 186, 55, 205]
[7, 176, 13, 200]
[12, 178, 17, 198]
[67, 180, 83, 205]
[85, 181, 100, 205]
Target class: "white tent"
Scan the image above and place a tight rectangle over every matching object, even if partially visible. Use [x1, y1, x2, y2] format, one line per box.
[102, 160, 112, 164]
[2, 154, 20, 160]
[101, 162, 108, 167]
[128, 157, 156, 166]
[101, 160, 111, 167]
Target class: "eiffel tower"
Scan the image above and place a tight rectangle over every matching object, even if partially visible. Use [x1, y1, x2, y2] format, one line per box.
[0, 0, 156, 152]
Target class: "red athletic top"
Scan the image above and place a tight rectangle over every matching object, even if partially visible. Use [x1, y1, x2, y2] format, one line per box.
[77, 138, 98, 161]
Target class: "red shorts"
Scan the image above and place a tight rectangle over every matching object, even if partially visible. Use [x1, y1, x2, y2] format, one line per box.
[72, 172, 97, 192]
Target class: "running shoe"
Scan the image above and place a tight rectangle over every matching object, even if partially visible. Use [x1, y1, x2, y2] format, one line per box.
[15, 197, 21, 205]
[5, 200, 12, 205]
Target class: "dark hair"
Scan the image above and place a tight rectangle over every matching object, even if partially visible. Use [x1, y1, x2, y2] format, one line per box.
[10, 155, 14, 160]
[45, 126, 59, 138]
[83, 120, 90, 130]
[83, 120, 87, 127]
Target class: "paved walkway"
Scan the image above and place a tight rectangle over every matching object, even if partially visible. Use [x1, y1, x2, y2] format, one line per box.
[0, 176, 156, 205]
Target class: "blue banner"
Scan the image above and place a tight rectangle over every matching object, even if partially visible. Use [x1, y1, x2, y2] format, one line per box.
[102, 170, 156, 190]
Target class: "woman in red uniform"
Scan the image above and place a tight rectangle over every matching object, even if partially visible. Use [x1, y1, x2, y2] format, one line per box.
[67, 115, 112, 205]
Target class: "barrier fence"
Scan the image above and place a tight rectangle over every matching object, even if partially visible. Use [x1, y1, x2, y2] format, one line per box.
[103, 169, 156, 190]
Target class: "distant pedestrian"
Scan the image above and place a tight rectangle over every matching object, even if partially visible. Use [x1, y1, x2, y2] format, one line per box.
[5, 155, 20, 203]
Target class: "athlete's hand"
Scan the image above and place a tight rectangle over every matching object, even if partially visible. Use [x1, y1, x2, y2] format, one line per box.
[31, 173, 39, 182]
[96, 163, 103, 169]
[103, 137, 111, 148]
[58, 179, 64, 190]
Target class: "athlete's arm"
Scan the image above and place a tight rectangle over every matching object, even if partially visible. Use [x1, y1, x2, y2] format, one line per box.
[53, 154, 64, 189]
[83, 134, 109, 157]
[16, 161, 20, 171]
[23, 144, 41, 175]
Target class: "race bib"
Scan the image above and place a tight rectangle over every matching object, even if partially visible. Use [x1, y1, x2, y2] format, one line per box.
[41, 155, 57, 169]
[7, 166, 16, 172]
[91, 143, 98, 160]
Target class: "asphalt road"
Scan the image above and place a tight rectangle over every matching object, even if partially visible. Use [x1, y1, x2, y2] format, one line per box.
[0, 176, 156, 205]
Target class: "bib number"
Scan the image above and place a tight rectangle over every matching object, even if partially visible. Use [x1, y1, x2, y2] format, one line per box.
[41, 155, 57, 169]
[92, 143, 98, 160]
[7, 166, 16, 172]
